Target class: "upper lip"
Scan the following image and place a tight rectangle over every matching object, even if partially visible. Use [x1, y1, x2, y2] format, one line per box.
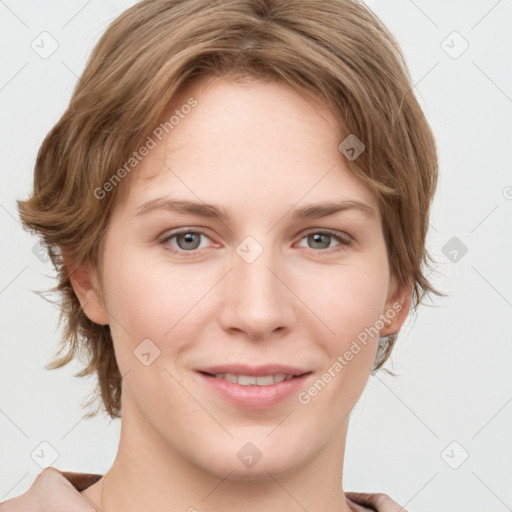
[196, 364, 311, 377]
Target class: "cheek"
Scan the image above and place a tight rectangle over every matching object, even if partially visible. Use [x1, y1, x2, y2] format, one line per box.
[299, 258, 389, 342]
[299, 270, 388, 414]
[100, 244, 209, 350]
[296, 252, 390, 396]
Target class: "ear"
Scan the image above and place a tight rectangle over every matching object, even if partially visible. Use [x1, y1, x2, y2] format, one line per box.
[379, 279, 412, 337]
[65, 254, 109, 326]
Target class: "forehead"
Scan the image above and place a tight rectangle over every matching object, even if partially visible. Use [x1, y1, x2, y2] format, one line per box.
[114, 75, 378, 219]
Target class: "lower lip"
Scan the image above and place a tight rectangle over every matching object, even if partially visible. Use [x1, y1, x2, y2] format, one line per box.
[197, 372, 311, 410]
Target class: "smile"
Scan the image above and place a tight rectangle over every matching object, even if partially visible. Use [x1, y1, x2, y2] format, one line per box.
[207, 373, 296, 385]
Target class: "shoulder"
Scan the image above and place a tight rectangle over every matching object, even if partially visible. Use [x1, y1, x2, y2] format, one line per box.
[0, 467, 102, 511]
[345, 491, 407, 512]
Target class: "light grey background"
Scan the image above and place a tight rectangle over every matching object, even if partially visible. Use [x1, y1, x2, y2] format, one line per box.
[1, 1, 511, 511]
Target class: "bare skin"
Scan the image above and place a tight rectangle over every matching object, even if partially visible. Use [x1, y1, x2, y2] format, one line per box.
[74, 75, 411, 512]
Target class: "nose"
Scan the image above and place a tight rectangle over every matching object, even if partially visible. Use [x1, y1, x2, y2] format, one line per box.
[218, 239, 295, 341]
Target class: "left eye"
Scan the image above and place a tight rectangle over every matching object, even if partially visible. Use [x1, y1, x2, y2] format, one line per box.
[297, 230, 351, 250]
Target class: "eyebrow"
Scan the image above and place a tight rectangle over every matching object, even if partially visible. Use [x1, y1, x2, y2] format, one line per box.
[135, 197, 375, 221]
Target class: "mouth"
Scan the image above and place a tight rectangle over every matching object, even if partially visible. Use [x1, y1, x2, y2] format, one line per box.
[198, 372, 306, 386]
[195, 365, 313, 409]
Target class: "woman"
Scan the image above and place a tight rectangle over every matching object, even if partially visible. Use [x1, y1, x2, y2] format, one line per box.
[1, 1, 439, 510]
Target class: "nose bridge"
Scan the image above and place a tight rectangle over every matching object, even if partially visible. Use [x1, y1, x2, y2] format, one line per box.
[221, 234, 293, 338]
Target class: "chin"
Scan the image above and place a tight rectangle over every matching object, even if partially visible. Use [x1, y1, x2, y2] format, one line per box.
[193, 442, 311, 481]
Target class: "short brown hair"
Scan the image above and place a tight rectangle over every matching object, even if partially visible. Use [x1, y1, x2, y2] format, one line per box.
[18, 0, 440, 419]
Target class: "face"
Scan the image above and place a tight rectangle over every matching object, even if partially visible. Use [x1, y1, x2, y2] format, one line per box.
[75, 75, 409, 480]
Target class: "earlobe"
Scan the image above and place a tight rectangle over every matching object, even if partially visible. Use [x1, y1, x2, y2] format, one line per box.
[379, 281, 412, 337]
[66, 259, 110, 326]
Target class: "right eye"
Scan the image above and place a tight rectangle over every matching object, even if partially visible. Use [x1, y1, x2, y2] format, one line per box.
[160, 228, 214, 258]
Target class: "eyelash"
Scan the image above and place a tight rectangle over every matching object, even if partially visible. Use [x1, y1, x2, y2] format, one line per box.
[160, 227, 352, 259]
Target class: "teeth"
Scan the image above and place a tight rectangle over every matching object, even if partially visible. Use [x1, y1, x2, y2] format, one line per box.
[213, 373, 295, 385]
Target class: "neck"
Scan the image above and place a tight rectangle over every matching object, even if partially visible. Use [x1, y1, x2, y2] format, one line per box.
[96, 403, 354, 512]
